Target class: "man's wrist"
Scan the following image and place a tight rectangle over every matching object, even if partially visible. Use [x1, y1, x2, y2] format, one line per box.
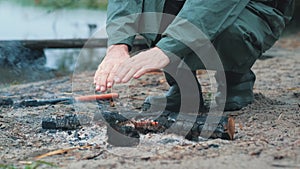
[107, 44, 129, 53]
[154, 46, 180, 65]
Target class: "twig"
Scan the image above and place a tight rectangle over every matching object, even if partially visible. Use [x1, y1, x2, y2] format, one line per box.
[277, 113, 283, 121]
[35, 145, 91, 160]
[272, 163, 300, 168]
[81, 150, 106, 160]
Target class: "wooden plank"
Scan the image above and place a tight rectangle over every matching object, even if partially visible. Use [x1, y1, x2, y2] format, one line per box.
[0, 38, 148, 49]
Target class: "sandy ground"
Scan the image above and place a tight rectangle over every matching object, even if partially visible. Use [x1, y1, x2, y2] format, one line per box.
[0, 35, 299, 169]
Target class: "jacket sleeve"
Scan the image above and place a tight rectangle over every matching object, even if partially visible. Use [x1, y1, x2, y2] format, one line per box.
[106, 0, 144, 49]
[276, 0, 295, 23]
[156, 0, 250, 59]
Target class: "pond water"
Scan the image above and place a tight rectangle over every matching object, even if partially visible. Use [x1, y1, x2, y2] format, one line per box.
[0, 1, 107, 71]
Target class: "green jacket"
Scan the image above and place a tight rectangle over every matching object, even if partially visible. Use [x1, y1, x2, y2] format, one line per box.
[106, 0, 294, 59]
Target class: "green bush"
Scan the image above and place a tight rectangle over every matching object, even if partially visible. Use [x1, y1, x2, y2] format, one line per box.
[0, 160, 57, 169]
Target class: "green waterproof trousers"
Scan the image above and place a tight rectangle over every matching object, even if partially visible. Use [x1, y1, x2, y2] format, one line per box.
[106, 0, 294, 73]
[106, 0, 294, 110]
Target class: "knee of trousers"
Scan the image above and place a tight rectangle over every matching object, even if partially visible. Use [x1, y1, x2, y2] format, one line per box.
[181, 15, 267, 72]
[213, 23, 264, 73]
[213, 4, 287, 73]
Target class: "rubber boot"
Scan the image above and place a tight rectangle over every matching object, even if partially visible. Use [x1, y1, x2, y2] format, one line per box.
[215, 70, 256, 111]
[142, 72, 179, 112]
[142, 70, 204, 113]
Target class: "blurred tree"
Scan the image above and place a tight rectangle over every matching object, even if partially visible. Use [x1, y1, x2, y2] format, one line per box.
[34, 0, 108, 9]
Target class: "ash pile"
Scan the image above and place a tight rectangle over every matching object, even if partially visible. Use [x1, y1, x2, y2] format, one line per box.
[0, 41, 54, 84]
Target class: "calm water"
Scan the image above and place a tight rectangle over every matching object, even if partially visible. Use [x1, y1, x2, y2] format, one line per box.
[0, 1, 107, 70]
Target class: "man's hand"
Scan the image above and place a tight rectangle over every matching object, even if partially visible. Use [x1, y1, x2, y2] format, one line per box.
[94, 46, 170, 92]
[94, 44, 130, 92]
[114, 47, 170, 83]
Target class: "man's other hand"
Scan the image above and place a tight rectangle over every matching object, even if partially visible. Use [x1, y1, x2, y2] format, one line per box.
[94, 44, 130, 92]
[114, 47, 170, 83]
[94, 46, 170, 92]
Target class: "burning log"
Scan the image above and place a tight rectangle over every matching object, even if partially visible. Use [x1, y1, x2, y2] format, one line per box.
[42, 114, 82, 130]
[100, 111, 235, 146]
[41, 108, 235, 146]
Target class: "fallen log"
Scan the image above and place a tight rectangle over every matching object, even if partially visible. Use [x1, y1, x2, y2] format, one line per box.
[0, 38, 148, 49]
